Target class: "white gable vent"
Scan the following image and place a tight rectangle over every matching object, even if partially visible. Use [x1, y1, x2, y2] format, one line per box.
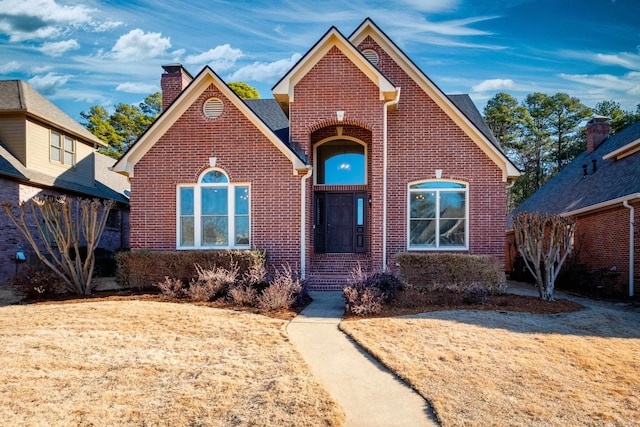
[203, 98, 223, 119]
[362, 49, 379, 66]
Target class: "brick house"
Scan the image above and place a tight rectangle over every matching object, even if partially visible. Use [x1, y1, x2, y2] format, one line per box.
[113, 19, 519, 289]
[0, 80, 130, 285]
[509, 117, 640, 297]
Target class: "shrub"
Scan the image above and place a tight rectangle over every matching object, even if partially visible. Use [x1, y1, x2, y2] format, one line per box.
[156, 277, 186, 299]
[343, 267, 402, 316]
[11, 263, 66, 299]
[186, 263, 238, 302]
[258, 265, 302, 311]
[228, 284, 259, 306]
[394, 253, 506, 294]
[462, 282, 490, 304]
[116, 250, 266, 290]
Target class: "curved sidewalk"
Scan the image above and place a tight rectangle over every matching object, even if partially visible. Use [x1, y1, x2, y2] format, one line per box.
[287, 292, 438, 427]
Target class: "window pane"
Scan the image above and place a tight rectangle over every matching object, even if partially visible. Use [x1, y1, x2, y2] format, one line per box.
[439, 192, 465, 218]
[317, 141, 365, 184]
[410, 192, 436, 219]
[202, 216, 228, 246]
[357, 197, 364, 226]
[439, 219, 465, 246]
[202, 187, 227, 215]
[180, 187, 194, 215]
[64, 136, 74, 152]
[235, 186, 249, 215]
[201, 170, 228, 183]
[410, 181, 466, 190]
[410, 219, 436, 247]
[51, 146, 61, 162]
[51, 132, 61, 148]
[180, 217, 194, 246]
[64, 151, 74, 165]
[235, 216, 249, 245]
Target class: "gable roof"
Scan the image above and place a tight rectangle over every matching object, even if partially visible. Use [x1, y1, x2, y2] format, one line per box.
[113, 67, 307, 177]
[349, 18, 519, 182]
[0, 142, 129, 204]
[0, 80, 104, 147]
[272, 25, 399, 114]
[512, 120, 640, 217]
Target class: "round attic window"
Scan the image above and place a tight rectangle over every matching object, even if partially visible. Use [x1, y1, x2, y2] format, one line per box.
[203, 98, 223, 119]
[362, 49, 379, 66]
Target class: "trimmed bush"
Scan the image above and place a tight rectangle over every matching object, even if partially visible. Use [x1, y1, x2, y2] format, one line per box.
[394, 253, 505, 294]
[116, 250, 266, 290]
[11, 263, 66, 299]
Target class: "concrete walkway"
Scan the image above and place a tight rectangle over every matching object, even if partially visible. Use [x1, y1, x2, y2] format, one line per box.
[287, 292, 438, 427]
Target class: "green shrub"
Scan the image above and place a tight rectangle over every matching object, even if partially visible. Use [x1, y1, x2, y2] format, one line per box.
[394, 253, 505, 294]
[116, 250, 266, 290]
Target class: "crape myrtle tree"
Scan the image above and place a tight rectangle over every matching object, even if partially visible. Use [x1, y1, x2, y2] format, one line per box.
[513, 212, 576, 301]
[1, 196, 114, 295]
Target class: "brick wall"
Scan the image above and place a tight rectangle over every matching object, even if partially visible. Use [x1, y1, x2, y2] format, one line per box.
[575, 202, 639, 296]
[130, 84, 303, 269]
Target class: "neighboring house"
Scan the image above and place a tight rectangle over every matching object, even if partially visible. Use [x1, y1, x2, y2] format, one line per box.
[113, 19, 519, 289]
[0, 80, 130, 285]
[509, 117, 639, 297]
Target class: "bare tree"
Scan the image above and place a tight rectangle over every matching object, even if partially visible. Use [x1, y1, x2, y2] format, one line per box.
[513, 212, 575, 301]
[2, 196, 115, 295]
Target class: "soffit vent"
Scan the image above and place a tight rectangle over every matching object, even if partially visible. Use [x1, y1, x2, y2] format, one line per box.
[203, 98, 224, 119]
[362, 49, 379, 66]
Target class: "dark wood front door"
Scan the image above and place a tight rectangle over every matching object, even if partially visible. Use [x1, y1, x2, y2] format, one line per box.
[314, 192, 366, 253]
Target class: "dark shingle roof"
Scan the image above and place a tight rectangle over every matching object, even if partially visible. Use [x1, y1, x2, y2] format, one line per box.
[513, 121, 640, 216]
[0, 80, 102, 146]
[0, 144, 129, 204]
[447, 94, 502, 151]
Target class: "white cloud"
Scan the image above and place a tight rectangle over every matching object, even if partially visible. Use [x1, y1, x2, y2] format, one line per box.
[28, 72, 70, 96]
[0, 60, 22, 73]
[229, 53, 302, 82]
[559, 72, 637, 91]
[116, 82, 158, 94]
[472, 78, 515, 92]
[92, 19, 124, 32]
[110, 29, 172, 62]
[184, 44, 243, 71]
[593, 52, 640, 70]
[39, 39, 80, 56]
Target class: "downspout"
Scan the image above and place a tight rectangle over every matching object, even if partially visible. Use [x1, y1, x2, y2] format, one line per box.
[382, 88, 401, 271]
[623, 199, 635, 297]
[300, 166, 313, 279]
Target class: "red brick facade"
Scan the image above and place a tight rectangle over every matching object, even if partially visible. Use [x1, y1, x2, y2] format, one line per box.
[122, 22, 513, 287]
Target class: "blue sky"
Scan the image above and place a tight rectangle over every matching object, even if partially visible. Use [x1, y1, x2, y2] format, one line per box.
[1, 0, 638, 122]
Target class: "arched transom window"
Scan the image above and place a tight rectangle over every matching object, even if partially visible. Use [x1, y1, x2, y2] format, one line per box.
[177, 168, 250, 249]
[408, 180, 468, 249]
[316, 139, 366, 185]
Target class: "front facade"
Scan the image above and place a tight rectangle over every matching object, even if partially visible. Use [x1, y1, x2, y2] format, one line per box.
[114, 19, 519, 288]
[0, 80, 130, 285]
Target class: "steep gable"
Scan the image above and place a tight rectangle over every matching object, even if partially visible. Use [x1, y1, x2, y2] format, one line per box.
[349, 19, 519, 182]
[113, 67, 307, 177]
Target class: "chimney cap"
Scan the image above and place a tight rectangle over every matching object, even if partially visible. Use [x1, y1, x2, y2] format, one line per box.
[588, 115, 610, 125]
[161, 64, 193, 78]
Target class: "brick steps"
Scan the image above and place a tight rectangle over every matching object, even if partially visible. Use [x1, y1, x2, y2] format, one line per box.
[306, 253, 371, 291]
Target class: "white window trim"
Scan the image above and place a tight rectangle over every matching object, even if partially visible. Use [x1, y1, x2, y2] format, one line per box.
[50, 130, 75, 166]
[176, 168, 250, 250]
[406, 179, 469, 251]
[313, 136, 368, 185]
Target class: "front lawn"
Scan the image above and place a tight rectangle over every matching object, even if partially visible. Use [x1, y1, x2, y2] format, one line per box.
[340, 302, 640, 426]
[0, 301, 343, 426]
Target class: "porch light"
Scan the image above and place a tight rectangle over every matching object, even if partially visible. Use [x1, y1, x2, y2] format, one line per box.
[435, 169, 442, 179]
[337, 111, 345, 121]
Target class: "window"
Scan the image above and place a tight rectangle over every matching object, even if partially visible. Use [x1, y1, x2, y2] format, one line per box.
[50, 131, 75, 166]
[177, 168, 250, 249]
[316, 140, 366, 184]
[408, 180, 467, 249]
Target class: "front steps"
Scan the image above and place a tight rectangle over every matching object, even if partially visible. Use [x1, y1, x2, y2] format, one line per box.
[306, 253, 371, 291]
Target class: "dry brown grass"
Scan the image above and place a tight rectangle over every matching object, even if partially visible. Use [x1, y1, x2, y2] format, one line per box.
[0, 301, 344, 426]
[341, 303, 640, 427]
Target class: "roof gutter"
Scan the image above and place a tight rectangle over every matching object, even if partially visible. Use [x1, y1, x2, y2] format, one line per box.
[623, 200, 635, 297]
[561, 193, 640, 218]
[382, 87, 401, 271]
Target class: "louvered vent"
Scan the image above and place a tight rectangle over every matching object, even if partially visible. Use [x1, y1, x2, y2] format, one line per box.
[203, 98, 223, 118]
[362, 49, 379, 65]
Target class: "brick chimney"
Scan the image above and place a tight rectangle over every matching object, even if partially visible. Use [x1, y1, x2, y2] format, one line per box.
[586, 115, 610, 153]
[161, 64, 193, 111]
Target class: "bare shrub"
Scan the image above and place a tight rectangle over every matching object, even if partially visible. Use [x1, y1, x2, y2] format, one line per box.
[343, 284, 384, 316]
[11, 263, 67, 300]
[186, 263, 238, 302]
[258, 265, 302, 311]
[462, 282, 490, 305]
[156, 277, 185, 299]
[228, 285, 259, 306]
